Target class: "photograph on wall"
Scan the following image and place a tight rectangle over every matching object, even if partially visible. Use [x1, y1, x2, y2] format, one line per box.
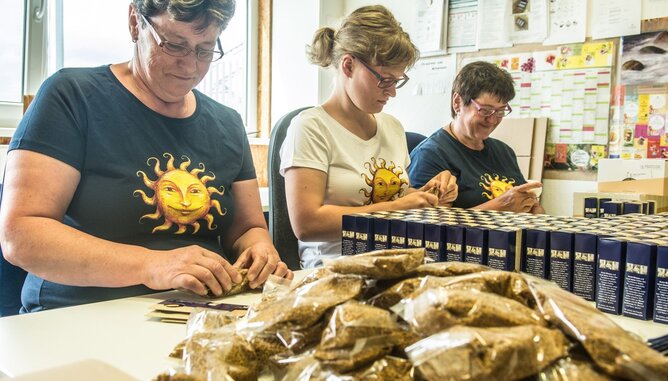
[544, 143, 607, 171]
[621, 31, 668, 86]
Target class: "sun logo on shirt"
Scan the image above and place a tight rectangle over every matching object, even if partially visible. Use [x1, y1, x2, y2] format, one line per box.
[359, 157, 408, 204]
[134, 153, 226, 234]
[480, 173, 516, 200]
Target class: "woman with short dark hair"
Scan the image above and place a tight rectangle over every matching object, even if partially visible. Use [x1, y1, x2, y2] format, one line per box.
[409, 61, 544, 213]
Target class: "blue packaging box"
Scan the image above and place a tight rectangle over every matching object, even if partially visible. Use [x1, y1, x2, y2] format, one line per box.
[549, 230, 575, 292]
[523, 227, 551, 279]
[390, 217, 408, 249]
[354, 213, 375, 254]
[445, 224, 465, 262]
[598, 198, 612, 216]
[373, 216, 391, 250]
[601, 201, 623, 217]
[596, 237, 627, 315]
[423, 219, 446, 263]
[342, 214, 356, 256]
[464, 225, 489, 265]
[584, 197, 598, 218]
[623, 241, 656, 320]
[654, 241, 668, 324]
[406, 220, 426, 251]
[573, 231, 598, 301]
[487, 227, 523, 271]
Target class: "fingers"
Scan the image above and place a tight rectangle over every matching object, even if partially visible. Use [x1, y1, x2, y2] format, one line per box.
[516, 181, 542, 191]
[251, 253, 279, 289]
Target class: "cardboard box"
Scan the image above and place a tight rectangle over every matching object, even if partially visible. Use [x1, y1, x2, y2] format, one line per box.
[598, 158, 668, 195]
[573, 192, 668, 216]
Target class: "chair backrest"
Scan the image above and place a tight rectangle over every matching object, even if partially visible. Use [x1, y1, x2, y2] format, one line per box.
[406, 131, 428, 154]
[0, 169, 28, 317]
[267, 107, 312, 270]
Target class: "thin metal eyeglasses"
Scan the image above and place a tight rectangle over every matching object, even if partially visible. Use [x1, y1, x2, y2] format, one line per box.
[354, 57, 409, 89]
[470, 99, 512, 118]
[140, 13, 224, 63]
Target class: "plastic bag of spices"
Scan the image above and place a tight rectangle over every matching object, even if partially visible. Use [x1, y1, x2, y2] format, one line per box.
[319, 301, 400, 350]
[409, 261, 491, 278]
[535, 356, 616, 381]
[314, 336, 394, 374]
[394, 288, 545, 337]
[430, 270, 537, 308]
[181, 332, 260, 381]
[277, 354, 413, 381]
[405, 325, 569, 381]
[243, 273, 365, 332]
[531, 280, 668, 381]
[324, 248, 425, 280]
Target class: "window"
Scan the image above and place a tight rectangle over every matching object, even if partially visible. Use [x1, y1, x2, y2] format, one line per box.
[45, 0, 255, 130]
[0, 1, 25, 104]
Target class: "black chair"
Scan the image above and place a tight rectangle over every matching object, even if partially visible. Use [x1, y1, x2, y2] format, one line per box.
[0, 181, 28, 317]
[406, 131, 427, 154]
[267, 107, 312, 271]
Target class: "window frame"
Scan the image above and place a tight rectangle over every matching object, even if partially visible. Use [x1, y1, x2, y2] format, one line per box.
[1, 0, 263, 135]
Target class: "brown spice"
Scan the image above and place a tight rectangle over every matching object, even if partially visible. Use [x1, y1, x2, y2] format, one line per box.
[411, 261, 490, 277]
[205, 269, 250, 298]
[315, 342, 393, 374]
[326, 248, 425, 280]
[535, 282, 668, 380]
[319, 301, 399, 350]
[367, 277, 425, 310]
[404, 288, 545, 337]
[409, 325, 569, 381]
[182, 332, 259, 381]
[437, 270, 536, 308]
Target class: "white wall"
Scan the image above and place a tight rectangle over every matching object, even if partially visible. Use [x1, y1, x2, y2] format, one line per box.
[273, 0, 666, 216]
[270, 0, 321, 127]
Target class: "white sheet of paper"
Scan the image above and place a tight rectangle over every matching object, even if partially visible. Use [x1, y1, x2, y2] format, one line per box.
[413, 54, 457, 96]
[476, 0, 512, 49]
[413, 0, 448, 54]
[447, 0, 478, 52]
[642, 0, 668, 19]
[590, 0, 641, 40]
[543, 0, 587, 45]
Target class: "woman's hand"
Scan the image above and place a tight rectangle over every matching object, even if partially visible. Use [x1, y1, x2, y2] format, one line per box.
[392, 191, 438, 209]
[420, 170, 458, 205]
[234, 241, 294, 289]
[493, 182, 542, 213]
[144, 245, 241, 297]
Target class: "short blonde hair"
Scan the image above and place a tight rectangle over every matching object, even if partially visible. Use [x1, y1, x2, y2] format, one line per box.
[308, 5, 419, 69]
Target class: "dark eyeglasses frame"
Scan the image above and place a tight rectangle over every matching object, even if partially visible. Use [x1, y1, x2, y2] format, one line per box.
[353, 56, 409, 89]
[470, 98, 512, 118]
[140, 13, 224, 63]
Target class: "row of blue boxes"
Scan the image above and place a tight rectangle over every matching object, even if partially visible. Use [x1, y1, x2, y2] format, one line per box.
[584, 196, 656, 218]
[342, 207, 668, 325]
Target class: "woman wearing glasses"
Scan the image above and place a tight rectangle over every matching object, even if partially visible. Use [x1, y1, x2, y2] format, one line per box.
[280, 5, 458, 268]
[0, 0, 291, 313]
[409, 61, 544, 213]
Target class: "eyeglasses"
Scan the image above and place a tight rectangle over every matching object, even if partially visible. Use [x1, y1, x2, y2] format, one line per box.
[140, 13, 224, 63]
[354, 57, 409, 89]
[470, 99, 512, 118]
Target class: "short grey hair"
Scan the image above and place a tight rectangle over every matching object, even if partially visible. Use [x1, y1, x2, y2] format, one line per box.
[132, 0, 236, 32]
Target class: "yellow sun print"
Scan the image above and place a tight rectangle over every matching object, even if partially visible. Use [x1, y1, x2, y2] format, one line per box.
[480, 173, 516, 200]
[359, 158, 408, 204]
[134, 153, 226, 234]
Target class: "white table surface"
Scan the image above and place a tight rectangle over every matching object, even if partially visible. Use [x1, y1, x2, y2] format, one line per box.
[0, 270, 666, 380]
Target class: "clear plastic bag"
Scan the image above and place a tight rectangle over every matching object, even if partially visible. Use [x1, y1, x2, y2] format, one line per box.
[314, 336, 394, 374]
[366, 277, 425, 310]
[181, 332, 260, 381]
[410, 261, 490, 278]
[531, 280, 668, 381]
[395, 288, 545, 337]
[325, 248, 425, 280]
[433, 270, 537, 308]
[405, 325, 569, 381]
[320, 301, 400, 350]
[536, 357, 615, 381]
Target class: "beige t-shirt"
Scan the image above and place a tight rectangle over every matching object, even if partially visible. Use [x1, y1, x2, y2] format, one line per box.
[280, 106, 410, 268]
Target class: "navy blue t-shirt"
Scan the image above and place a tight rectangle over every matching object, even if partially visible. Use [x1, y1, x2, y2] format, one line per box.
[408, 127, 526, 209]
[9, 66, 256, 312]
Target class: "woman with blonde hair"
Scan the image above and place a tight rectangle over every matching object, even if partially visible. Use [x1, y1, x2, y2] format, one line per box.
[280, 5, 457, 268]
